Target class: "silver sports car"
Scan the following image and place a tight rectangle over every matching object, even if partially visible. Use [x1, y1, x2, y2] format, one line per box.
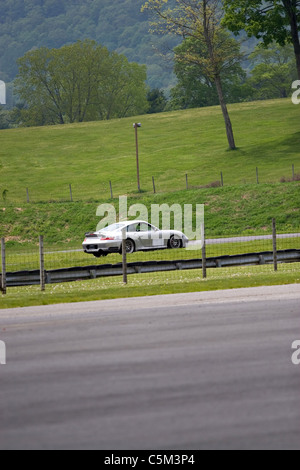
[83, 220, 189, 257]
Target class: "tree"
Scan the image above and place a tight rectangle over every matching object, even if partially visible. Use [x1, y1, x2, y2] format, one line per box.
[97, 53, 149, 120]
[223, 0, 300, 80]
[15, 41, 110, 125]
[142, 0, 243, 150]
[247, 43, 297, 99]
[147, 88, 168, 113]
[15, 40, 148, 126]
[170, 33, 247, 109]
[0, 0, 176, 91]
[0, 106, 10, 129]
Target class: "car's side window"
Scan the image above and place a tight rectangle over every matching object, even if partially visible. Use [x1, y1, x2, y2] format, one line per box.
[140, 223, 152, 232]
[127, 224, 138, 232]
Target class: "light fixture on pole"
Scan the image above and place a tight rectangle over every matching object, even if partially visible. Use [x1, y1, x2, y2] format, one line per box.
[133, 123, 142, 192]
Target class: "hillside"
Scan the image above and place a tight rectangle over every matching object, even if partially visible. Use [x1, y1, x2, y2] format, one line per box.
[0, 99, 299, 206]
[0, 0, 177, 90]
[1, 184, 299, 249]
[0, 98, 300, 249]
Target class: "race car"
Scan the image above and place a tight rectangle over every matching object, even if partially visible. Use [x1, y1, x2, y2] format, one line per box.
[83, 220, 189, 257]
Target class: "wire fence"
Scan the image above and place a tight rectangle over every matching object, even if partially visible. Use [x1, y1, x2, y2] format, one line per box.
[1, 220, 299, 294]
[1, 164, 299, 205]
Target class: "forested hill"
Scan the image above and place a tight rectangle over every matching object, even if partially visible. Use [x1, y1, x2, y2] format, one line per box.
[0, 0, 176, 89]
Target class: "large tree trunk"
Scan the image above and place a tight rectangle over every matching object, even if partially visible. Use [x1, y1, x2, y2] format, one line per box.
[214, 75, 236, 150]
[202, 0, 236, 150]
[284, 0, 300, 80]
[290, 11, 300, 80]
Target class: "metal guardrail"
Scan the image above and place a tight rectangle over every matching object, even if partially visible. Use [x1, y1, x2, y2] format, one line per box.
[3, 249, 300, 287]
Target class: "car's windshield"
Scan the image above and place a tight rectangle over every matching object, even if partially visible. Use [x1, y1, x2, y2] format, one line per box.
[101, 223, 127, 232]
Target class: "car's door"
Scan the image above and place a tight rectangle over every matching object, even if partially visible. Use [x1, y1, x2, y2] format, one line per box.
[148, 224, 165, 248]
[127, 223, 164, 250]
[136, 222, 154, 249]
[126, 223, 144, 250]
[139, 223, 166, 249]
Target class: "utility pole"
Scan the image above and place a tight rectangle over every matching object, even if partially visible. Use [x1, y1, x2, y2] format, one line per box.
[133, 123, 142, 192]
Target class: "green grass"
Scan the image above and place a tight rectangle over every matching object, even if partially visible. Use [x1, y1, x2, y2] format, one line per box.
[1, 264, 299, 309]
[0, 99, 299, 204]
[0, 99, 299, 308]
[3, 236, 299, 273]
[1, 183, 300, 250]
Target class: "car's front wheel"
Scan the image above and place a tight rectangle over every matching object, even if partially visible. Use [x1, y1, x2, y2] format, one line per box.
[169, 235, 183, 249]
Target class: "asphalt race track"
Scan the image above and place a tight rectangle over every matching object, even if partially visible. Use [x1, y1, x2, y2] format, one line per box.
[0, 285, 299, 450]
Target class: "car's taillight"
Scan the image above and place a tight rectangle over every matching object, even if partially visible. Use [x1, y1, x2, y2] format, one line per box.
[101, 237, 115, 241]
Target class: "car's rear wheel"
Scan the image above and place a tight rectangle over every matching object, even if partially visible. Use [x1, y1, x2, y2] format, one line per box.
[169, 235, 182, 249]
[125, 239, 135, 254]
[118, 239, 136, 255]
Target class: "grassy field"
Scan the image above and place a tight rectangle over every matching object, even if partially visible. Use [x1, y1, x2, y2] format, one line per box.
[0, 99, 299, 204]
[0, 98, 299, 307]
[1, 264, 299, 309]
[1, 183, 300, 250]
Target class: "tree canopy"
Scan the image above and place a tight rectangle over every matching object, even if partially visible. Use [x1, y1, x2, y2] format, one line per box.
[0, 1, 298, 129]
[248, 43, 297, 99]
[223, 0, 300, 79]
[142, 0, 243, 149]
[0, 0, 176, 89]
[171, 34, 247, 109]
[15, 40, 149, 126]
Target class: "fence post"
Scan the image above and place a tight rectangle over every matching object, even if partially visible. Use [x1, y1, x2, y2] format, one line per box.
[201, 223, 207, 279]
[221, 172, 224, 187]
[26, 188, 30, 203]
[186, 174, 189, 190]
[292, 164, 295, 180]
[109, 181, 113, 199]
[272, 218, 278, 272]
[152, 176, 156, 194]
[1, 238, 6, 295]
[69, 184, 73, 202]
[122, 228, 127, 285]
[256, 167, 259, 184]
[39, 235, 46, 291]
